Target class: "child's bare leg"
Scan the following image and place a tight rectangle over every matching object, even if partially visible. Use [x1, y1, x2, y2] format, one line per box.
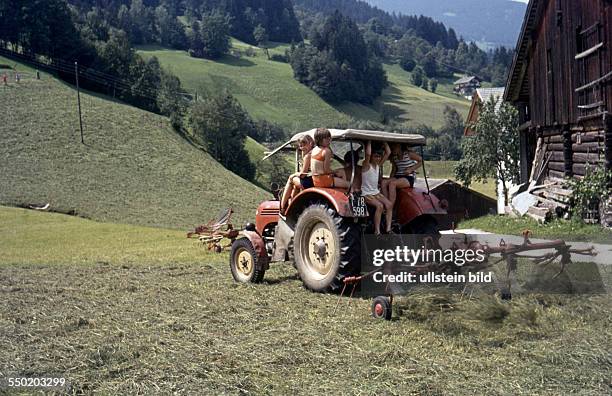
[280, 175, 296, 212]
[290, 176, 302, 198]
[381, 178, 391, 199]
[365, 195, 384, 235]
[376, 194, 394, 232]
[389, 177, 411, 205]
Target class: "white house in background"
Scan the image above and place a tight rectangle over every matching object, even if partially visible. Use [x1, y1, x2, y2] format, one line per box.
[464, 87, 517, 214]
[453, 76, 482, 99]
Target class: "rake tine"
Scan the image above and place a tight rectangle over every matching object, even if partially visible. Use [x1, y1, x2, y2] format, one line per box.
[333, 283, 348, 315]
[347, 283, 357, 307]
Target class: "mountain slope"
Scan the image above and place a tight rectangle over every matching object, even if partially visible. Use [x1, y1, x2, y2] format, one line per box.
[138, 40, 470, 131]
[367, 0, 526, 48]
[0, 57, 269, 229]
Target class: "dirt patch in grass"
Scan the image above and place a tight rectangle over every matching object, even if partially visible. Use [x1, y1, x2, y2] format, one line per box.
[1, 260, 610, 395]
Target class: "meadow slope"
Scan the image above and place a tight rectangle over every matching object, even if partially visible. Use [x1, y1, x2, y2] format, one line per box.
[0, 60, 268, 229]
[138, 41, 470, 131]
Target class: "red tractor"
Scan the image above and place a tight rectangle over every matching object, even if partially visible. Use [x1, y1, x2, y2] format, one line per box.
[230, 129, 448, 292]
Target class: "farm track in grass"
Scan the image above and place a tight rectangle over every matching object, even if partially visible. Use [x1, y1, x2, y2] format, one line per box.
[138, 41, 471, 131]
[1, 206, 611, 394]
[0, 57, 268, 229]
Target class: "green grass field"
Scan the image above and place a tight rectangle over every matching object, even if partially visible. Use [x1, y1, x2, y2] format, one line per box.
[421, 160, 497, 199]
[1, 205, 610, 394]
[0, 57, 268, 229]
[459, 215, 612, 243]
[138, 41, 470, 131]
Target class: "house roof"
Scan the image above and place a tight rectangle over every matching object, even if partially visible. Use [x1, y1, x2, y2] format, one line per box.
[476, 87, 505, 113]
[504, 0, 543, 102]
[454, 75, 480, 85]
[464, 87, 506, 136]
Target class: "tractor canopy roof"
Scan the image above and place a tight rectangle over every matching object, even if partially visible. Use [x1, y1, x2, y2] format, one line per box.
[263, 129, 426, 160]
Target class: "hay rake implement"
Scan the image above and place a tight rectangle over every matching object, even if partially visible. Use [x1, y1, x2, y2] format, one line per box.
[187, 208, 240, 253]
[334, 231, 597, 320]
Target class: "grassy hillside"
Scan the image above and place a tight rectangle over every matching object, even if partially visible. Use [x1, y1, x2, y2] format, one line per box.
[372, 65, 471, 129]
[2, 205, 610, 394]
[138, 40, 470, 131]
[0, 56, 268, 229]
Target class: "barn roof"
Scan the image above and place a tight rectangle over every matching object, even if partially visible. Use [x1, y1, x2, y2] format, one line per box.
[504, 0, 544, 102]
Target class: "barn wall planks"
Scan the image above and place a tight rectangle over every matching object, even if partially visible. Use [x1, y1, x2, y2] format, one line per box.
[515, 0, 611, 178]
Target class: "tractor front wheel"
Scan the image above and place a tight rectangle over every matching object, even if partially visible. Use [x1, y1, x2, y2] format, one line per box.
[230, 238, 265, 283]
[293, 204, 360, 292]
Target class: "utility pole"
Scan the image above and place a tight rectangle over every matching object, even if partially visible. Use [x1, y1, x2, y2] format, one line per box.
[75, 62, 84, 144]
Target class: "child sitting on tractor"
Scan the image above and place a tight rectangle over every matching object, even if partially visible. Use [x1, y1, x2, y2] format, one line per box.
[280, 134, 315, 213]
[382, 143, 422, 207]
[311, 128, 350, 189]
[362, 141, 393, 235]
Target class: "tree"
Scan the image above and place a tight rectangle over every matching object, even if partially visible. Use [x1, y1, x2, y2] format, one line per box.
[189, 11, 231, 59]
[290, 11, 387, 104]
[1, 0, 85, 60]
[155, 5, 187, 49]
[253, 24, 268, 46]
[411, 66, 424, 87]
[429, 78, 438, 93]
[420, 52, 437, 77]
[257, 154, 293, 188]
[189, 92, 256, 181]
[421, 76, 429, 90]
[253, 24, 269, 59]
[455, 99, 520, 205]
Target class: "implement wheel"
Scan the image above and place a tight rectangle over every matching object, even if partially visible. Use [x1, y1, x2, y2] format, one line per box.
[293, 204, 360, 292]
[371, 296, 392, 320]
[230, 238, 265, 283]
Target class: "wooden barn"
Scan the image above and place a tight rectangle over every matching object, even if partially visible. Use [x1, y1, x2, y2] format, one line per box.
[505, 0, 612, 225]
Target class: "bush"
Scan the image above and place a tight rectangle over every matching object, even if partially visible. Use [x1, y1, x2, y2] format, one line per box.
[568, 166, 612, 223]
[399, 57, 416, 72]
[270, 54, 288, 63]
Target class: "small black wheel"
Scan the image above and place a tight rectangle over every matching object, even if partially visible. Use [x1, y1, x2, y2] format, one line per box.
[371, 296, 392, 320]
[230, 238, 265, 283]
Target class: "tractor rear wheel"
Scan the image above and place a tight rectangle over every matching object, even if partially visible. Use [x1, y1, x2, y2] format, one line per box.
[230, 238, 265, 283]
[293, 204, 360, 292]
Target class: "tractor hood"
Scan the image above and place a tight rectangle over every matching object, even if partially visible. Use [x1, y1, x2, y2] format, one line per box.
[263, 129, 426, 160]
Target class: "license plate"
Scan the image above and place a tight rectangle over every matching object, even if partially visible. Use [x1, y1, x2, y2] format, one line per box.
[349, 193, 369, 217]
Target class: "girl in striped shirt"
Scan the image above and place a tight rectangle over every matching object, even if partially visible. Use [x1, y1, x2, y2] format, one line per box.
[382, 144, 422, 206]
